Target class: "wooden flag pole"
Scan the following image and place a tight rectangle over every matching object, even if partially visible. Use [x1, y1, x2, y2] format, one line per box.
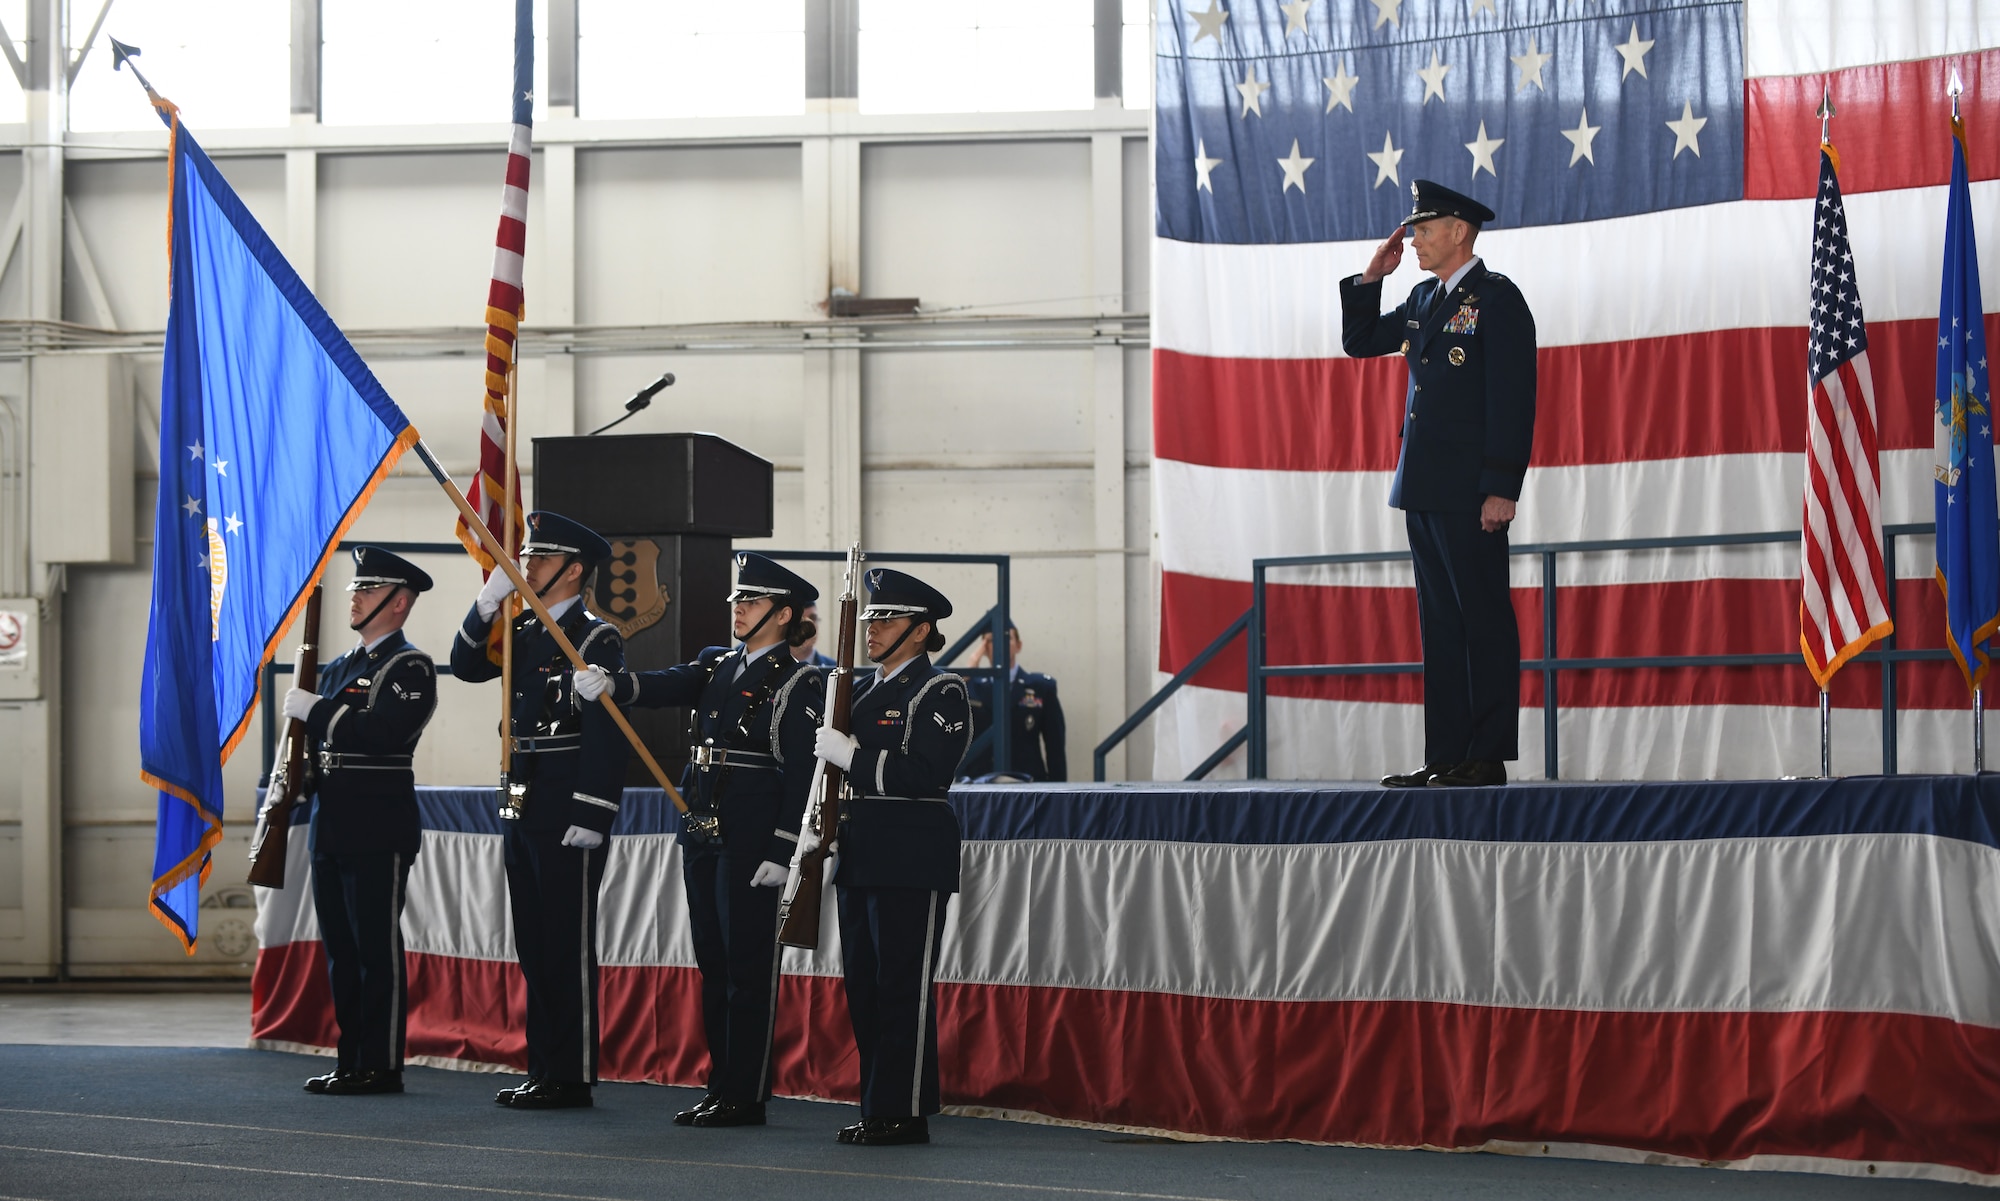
[499, 359, 519, 795]
[412, 437, 687, 812]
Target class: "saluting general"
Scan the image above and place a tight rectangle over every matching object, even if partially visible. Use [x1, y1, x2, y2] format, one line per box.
[574, 552, 826, 1130]
[807, 568, 972, 1146]
[284, 546, 438, 1097]
[1340, 181, 1537, 790]
[451, 512, 631, 1110]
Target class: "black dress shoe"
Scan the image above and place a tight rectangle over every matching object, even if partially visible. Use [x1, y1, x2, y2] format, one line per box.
[850, 1117, 929, 1146]
[691, 1100, 765, 1128]
[836, 1120, 867, 1144]
[322, 1069, 403, 1096]
[303, 1069, 346, 1094]
[507, 1080, 593, 1110]
[1428, 760, 1506, 787]
[673, 1094, 718, 1126]
[1382, 765, 1444, 788]
[495, 1076, 541, 1106]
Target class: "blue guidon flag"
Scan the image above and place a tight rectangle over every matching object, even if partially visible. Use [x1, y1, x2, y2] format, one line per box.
[1932, 99, 1997, 692]
[140, 92, 417, 951]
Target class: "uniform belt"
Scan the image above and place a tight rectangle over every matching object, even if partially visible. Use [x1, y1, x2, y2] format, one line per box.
[511, 734, 581, 753]
[689, 745, 778, 771]
[316, 751, 414, 771]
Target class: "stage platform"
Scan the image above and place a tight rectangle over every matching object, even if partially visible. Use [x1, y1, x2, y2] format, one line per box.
[251, 776, 2000, 1188]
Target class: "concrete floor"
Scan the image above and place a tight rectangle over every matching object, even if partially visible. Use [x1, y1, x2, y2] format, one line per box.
[0, 992, 1986, 1199]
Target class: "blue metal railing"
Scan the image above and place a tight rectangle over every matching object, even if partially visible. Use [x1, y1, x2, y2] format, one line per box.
[1097, 523, 1949, 782]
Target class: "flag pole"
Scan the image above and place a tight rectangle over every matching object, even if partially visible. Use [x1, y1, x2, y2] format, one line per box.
[1978, 687, 1986, 773]
[411, 437, 687, 811]
[499, 359, 519, 807]
[1817, 86, 1834, 781]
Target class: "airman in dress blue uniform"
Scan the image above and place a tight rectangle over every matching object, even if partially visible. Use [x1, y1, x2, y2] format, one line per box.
[451, 512, 631, 1110]
[574, 552, 826, 1129]
[283, 546, 438, 1097]
[1340, 180, 1537, 789]
[808, 568, 972, 1146]
[958, 622, 1067, 782]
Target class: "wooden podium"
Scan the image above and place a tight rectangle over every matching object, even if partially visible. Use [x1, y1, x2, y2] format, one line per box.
[533, 432, 774, 784]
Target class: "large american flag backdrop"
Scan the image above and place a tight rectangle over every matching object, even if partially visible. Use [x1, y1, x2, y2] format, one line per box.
[1151, 0, 2000, 780]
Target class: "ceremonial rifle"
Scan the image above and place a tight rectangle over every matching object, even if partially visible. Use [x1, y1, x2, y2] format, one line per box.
[778, 544, 861, 950]
[247, 585, 322, 889]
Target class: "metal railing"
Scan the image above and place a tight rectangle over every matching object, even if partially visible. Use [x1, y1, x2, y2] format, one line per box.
[1098, 523, 1950, 782]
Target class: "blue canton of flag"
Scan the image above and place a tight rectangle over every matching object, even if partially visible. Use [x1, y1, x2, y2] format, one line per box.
[142, 105, 416, 951]
[1155, 0, 1744, 244]
[1933, 110, 1998, 692]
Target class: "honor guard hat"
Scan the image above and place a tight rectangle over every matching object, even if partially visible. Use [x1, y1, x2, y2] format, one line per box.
[727, 551, 819, 605]
[521, 511, 612, 565]
[1406, 179, 1496, 229]
[347, 545, 433, 593]
[860, 568, 953, 623]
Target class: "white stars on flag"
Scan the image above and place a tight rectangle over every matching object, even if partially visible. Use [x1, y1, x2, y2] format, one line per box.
[1562, 107, 1601, 166]
[1416, 51, 1451, 104]
[183, 495, 202, 518]
[212, 458, 228, 477]
[187, 442, 204, 461]
[225, 512, 243, 535]
[1323, 60, 1359, 114]
[1666, 100, 1708, 158]
[1280, 0, 1311, 37]
[1370, 0, 1402, 29]
[1278, 139, 1315, 193]
[1237, 67, 1271, 118]
[1367, 131, 1403, 188]
[1464, 121, 1504, 178]
[1615, 23, 1655, 80]
[1195, 140, 1223, 192]
[1188, 0, 1229, 44]
[1511, 39, 1551, 93]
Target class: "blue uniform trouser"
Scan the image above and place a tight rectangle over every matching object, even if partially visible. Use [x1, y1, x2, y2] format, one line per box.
[1406, 507, 1521, 764]
[682, 843, 786, 1103]
[311, 849, 412, 1074]
[837, 885, 949, 1118]
[503, 823, 608, 1084]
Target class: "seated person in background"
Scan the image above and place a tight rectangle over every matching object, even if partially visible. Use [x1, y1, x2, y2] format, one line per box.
[791, 603, 835, 667]
[956, 622, 1066, 782]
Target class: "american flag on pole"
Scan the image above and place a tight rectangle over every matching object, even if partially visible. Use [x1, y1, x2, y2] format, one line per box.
[1800, 142, 1891, 688]
[454, 0, 533, 580]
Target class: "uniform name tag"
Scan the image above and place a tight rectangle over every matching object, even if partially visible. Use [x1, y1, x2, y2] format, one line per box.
[1445, 304, 1479, 335]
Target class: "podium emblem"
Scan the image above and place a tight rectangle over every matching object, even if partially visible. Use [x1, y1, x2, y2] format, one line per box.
[598, 539, 669, 638]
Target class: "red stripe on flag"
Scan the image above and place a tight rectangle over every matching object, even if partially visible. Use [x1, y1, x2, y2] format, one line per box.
[1154, 316, 1999, 472]
[495, 214, 527, 256]
[1159, 570, 1966, 709]
[505, 152, 531, 191]
[1746, 49, 2000, 200]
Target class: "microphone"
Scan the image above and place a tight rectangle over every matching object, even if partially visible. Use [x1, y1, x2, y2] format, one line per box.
[588, 371, 676, 436]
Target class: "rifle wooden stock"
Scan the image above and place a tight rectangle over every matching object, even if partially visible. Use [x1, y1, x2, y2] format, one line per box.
[247, 586, 322, 889]
[779, 549, 861, 950]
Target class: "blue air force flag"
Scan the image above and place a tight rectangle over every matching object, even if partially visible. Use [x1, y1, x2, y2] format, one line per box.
[1932, 111, 1998, 693]
[142, 108, 416, 951]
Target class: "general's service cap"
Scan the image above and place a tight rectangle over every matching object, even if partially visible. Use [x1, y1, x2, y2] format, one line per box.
[1406, 179, 1496, 228]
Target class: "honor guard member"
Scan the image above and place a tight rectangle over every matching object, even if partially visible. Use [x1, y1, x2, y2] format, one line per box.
[282, 546, 438, 1097]
[1340, 180, 1537, 789]
[958, 622, 1067, 782]
[574, 552, 825, 1128]
[807, 569, 973, 1146]
[450, 512, 631, 1110]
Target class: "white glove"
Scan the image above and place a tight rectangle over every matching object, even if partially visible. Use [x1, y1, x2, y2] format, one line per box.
[281, 687, 321, 723]
[476, 570, 517, 620]
[561, 825, 605, 850]
[574, 664, 611, 702]
[748, 860, 787, 888]
[798, 825, 835, 858]
[815, 727, 858, 772]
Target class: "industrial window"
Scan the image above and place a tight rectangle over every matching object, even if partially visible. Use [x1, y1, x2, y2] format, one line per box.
[578, 0, 805, 119]
[859, 0, 1094, 115]
[321, 0, 550, 126]
[69, 0, 287, 131]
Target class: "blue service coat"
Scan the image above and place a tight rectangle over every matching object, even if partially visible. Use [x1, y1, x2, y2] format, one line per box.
[960, 668, 1067, 781]
[303, 629, 436, 858]
[1339, 260, 1538, 511]
[450, 600, 631, 836]
[836, 655, 972, 894]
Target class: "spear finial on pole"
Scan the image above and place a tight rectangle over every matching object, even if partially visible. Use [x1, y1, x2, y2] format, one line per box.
[1949, 66, 1965, 123]
[1816, 88, 1835, 147]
